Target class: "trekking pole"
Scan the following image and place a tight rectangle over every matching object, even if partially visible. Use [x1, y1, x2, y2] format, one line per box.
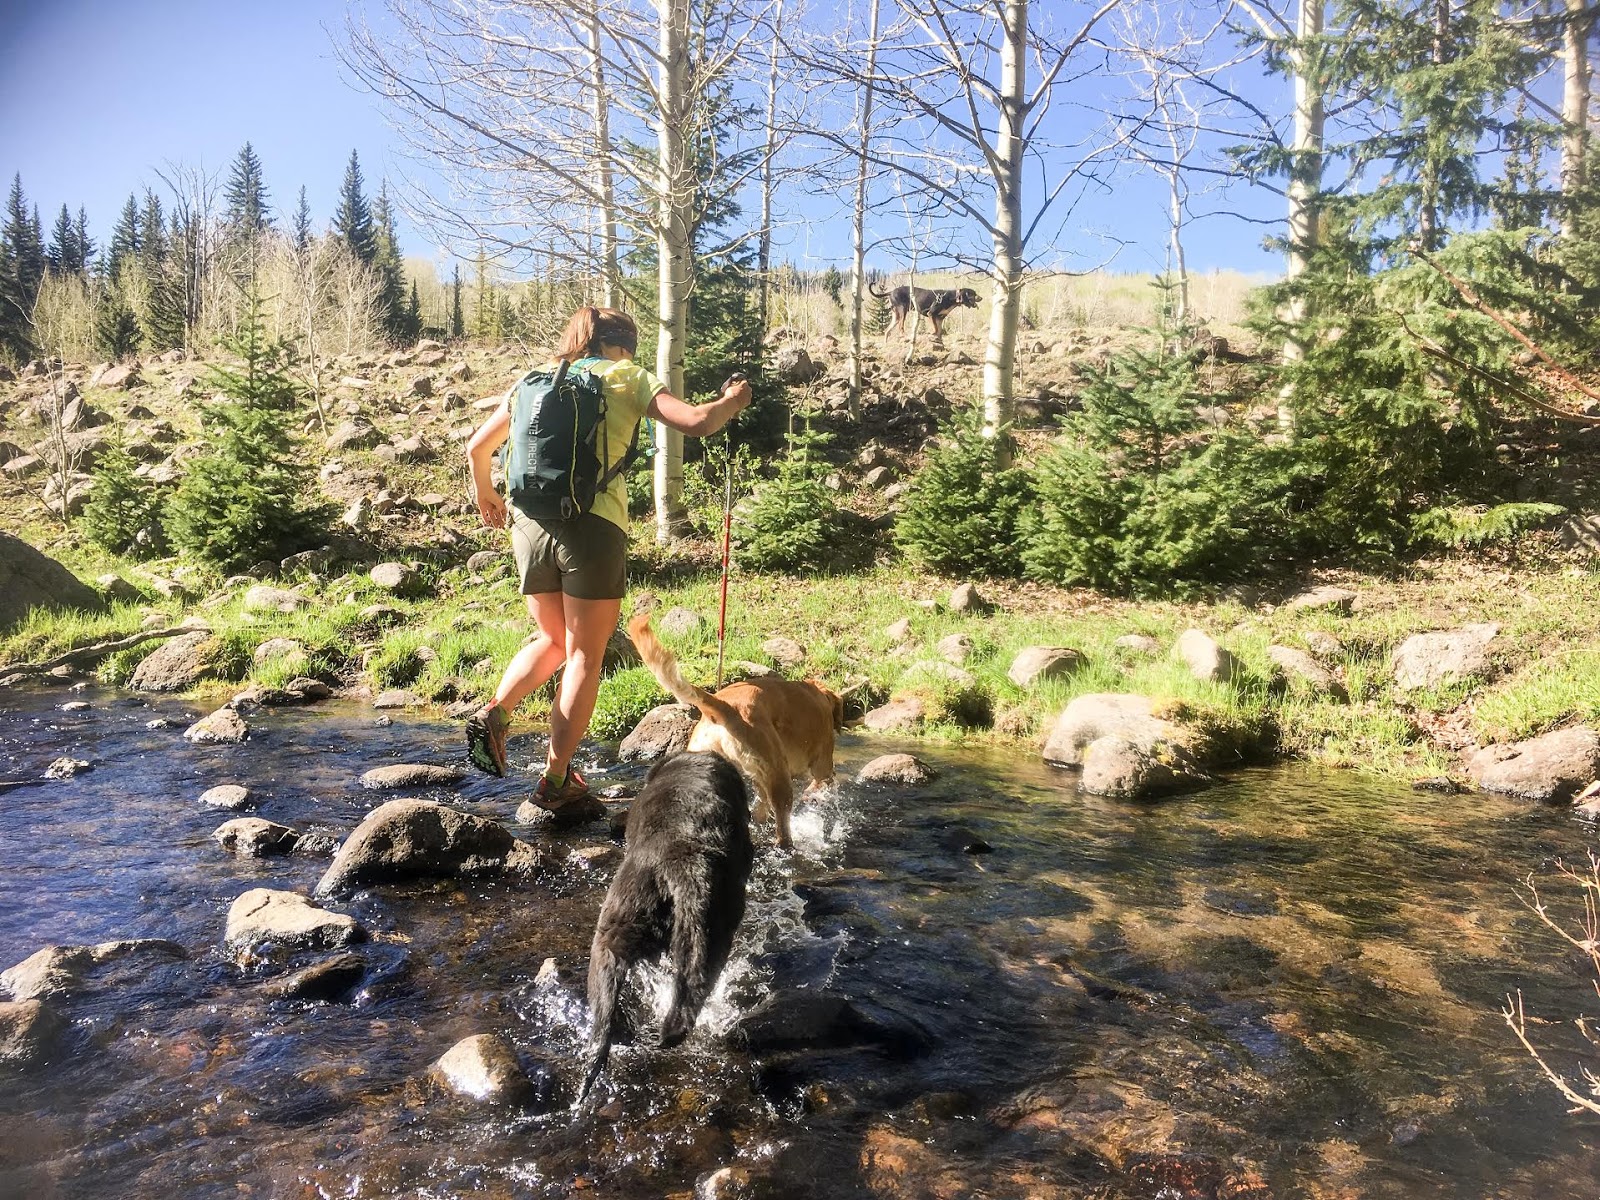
[715, 373, 746, 690]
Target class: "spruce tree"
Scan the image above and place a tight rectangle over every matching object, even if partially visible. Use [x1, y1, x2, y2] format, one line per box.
[371, 182, 409, 342]
[107, 194, 141, 280]
[165, 287, 321, 568]
[81, 427, 164, 555]
[224, 142, 271, 235]
[291, 185, 312, 252]
[450, 262, 464, 337]
[0, 174, 45, 360]
[407, 278, 422, 340]
[74, 207, 92, 274]
[47, 204, 75, 275]
[333, 150, 377, 264]
[94, 286, 141, 360]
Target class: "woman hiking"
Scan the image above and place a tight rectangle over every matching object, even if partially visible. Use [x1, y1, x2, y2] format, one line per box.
[463, 305, 751, 817]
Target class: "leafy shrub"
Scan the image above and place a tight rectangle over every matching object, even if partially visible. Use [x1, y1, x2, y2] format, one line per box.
[1021, 330, 1294, 596]
[164, 291, 325, 570]
[897, 407, 1030, 578]
[1409, 502, 1566, 549]
[80, 427, 164, 555]
[589, 666, 667, 740]
[733, 427, 854, 572]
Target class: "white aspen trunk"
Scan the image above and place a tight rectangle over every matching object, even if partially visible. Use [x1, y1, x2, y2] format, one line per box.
[758, 0, 784, 336]
[1561, 0, 1593, 239]
[848, 0, 882, 418]
[983, 0, 1027, 449]
[588, 8, 621, 309]
[653, 0, 692, 542]
[1167, 165, 1189, 324]
[1279, 0, 1324, 429]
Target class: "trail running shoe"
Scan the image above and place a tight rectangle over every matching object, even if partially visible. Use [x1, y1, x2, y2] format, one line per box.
[466, 703, 511, 777]
[532, 769, 603, 825]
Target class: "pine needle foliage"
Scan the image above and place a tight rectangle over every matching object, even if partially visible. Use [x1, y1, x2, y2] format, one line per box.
[897, 405, 1030, 578]
[80, 427, 164, 556]
[164, 291, 323, 569]
[733, 426, 849, 573]
[1022, 317, 1294, 597]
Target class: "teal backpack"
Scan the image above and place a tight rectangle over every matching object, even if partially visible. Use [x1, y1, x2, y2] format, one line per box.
[505, 357, 643, 521]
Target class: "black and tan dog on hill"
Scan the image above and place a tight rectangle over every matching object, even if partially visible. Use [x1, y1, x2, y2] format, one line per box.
[869, 282, 981, 341]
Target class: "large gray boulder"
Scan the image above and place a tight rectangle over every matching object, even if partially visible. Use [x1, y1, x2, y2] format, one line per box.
[1391, 623, 1499, 691]
[314, 799, 541, 898]
[184, 706, 249, 745]
[0, 532, 104, 632]
[856, 754, 938, 786]
[1080, 736, 1210, 800]
[618, 704, 697, 762]
[213, 818, 300, 857]
[130, 630, 215, 692]
[359, 764, 465, 790]
[1467, 727, 1600, 803]
[224, 889, 365, 957]
[432, 1033, 539, 1104]
[1043, 693, 1206, 767]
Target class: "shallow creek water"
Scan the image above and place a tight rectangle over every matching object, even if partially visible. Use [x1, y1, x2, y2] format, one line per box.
[2, 685, 1599, 1199]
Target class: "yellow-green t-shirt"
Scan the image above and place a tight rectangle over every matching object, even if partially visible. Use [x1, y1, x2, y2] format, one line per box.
[503, 357, 665, 534]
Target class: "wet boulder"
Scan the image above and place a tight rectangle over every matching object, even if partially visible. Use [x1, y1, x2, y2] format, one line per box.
[44, 757, 90, 780]
[225, 888, 365, 956]
[1, 939, 186, 1002]
[432, 1032, 547, 1106]
[314, 799, 541, 898]
[1467, 727, 1600, 803]
[734, 988, 932, 1057]
[261, 951, 369, 1004]
[1391, 623, 1499, 691]
[184, 705, 249, 745]
[0, 1000, 69, 1070]
[0, 532, 105, 632]
[200, 784, 252, 810]
[129, 630, 215, 692]
[213, 818, 300, 857]
[857, 753, 938, 786]
[1043, 693, 1208, 768]
[619, 703, 697, 762]
[1080, 736, 1211, 801]
[358, 764, 465, 790]
[862, 696, 927, 732]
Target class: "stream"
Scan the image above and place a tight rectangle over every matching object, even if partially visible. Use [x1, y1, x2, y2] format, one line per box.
[1, 683, 1598, 1199]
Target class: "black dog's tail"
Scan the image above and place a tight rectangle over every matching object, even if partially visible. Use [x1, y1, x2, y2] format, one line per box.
[867, 281, 888, 299]
[577, 942, 623, 1106]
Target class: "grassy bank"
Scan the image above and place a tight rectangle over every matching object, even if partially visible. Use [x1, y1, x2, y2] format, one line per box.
[6, 537, 1598, 783]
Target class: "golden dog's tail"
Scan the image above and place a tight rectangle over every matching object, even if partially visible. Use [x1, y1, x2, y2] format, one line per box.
[627, 613, 740, 727]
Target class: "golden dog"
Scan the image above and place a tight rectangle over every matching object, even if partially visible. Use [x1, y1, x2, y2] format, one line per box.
[627, 613, 843, 849]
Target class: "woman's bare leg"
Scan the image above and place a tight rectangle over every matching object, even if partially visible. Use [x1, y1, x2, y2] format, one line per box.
[492, 592, 567, 711]
[545, 595, 622, 779]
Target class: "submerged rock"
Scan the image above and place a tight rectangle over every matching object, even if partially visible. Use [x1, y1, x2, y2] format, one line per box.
[314, 799, 541, 898]
[857, 753, 938, 786]
[358, 764, 465, 790]
[213, 818, 300, 857]
[1467, 727, 1600, 803]
[184, 706, 249, 745]
[0, 999, 69, 1069]
[1, 939, 186, 1002]
[225, 888, 365, 956]
[619, 703, 697, 762]
[261, 952, 368, 1004]
[432, 1032, 543, 1105]
[199, 783, 252, 810]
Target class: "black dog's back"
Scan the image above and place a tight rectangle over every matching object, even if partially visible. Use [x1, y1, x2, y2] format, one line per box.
[580, 752, 753, 1102]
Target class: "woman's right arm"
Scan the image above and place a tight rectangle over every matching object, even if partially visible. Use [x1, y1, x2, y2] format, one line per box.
[466, 400, 511, 529]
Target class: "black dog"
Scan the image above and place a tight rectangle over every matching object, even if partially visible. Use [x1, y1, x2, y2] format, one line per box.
[578, 752, 754, 1103]
[869, 283, 980, 340]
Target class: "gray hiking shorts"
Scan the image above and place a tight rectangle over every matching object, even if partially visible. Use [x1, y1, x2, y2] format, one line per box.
[509, 507, 628, 600]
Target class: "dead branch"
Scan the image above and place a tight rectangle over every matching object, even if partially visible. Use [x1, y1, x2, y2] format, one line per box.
[1409, 241, 1600, 405]
[0, 626, 194, 683]
[1396, 313, 1600, 425]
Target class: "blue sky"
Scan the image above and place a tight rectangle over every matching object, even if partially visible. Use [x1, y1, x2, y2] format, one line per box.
[0, 0, 1287, 277]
